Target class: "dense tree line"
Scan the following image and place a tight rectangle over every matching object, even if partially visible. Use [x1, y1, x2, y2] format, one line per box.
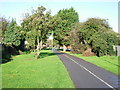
[1, 6, 119, 61]
[71, 18, 118, 56]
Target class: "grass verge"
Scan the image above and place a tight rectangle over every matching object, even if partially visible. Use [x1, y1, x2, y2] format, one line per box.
[2, 50, 75, 88]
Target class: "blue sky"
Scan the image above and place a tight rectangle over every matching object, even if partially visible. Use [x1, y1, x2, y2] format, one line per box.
[0, 0, 118, 32]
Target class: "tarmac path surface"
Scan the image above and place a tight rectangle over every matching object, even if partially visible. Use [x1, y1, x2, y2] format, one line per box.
[52, 48, 120, 89]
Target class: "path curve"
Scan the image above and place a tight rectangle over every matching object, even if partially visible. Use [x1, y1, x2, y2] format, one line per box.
[52, 48, 119, 89]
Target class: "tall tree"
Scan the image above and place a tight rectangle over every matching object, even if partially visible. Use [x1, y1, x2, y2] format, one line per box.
[21, 6, 56, 59]
[54, 7, 79, 51]
[72, 18, 118, 56]
[3, 19, 21, 47]
[0, 17, 9, 43]
[70, 22, 86, 53]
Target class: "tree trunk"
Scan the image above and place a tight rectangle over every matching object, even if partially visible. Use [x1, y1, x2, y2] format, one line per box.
[36, 41, 40, 51]
[35, 39, 43, 59]
[35, 38, 40, 59]
[40, 40, 43, 50]
[63, 45, 67, 52]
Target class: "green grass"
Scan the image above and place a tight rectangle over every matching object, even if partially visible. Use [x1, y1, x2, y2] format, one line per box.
[2, 50, 75, 88]
[65, 51, 119, 76]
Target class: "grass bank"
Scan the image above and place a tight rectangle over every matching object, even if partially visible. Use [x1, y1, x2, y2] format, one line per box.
[2, 50, 74, 88]
[65, 51, 119, 76]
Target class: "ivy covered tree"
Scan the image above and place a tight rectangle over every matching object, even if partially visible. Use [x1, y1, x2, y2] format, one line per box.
[54, 7, 79, 51]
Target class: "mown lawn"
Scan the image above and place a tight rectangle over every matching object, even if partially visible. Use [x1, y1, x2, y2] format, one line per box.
[2, 50, 75, 88]
[65, 51, 119, 76]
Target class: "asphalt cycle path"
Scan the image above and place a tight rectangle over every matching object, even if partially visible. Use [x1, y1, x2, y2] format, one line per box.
[52, 48, 120, 89]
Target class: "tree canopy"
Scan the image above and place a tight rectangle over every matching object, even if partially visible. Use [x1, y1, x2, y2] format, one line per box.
[71, 18, 118, 56]
[21, 6, 59, 58]
[54, 7, 79, 51]
[1, 6, 119, 59]
[3, 19, 21, 47]
[0, 17, 9, 43]
[21, 6, 53, 50]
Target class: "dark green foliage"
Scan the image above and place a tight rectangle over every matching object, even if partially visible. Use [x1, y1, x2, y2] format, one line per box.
[90, 33, 108, 56]
[0, 17, 9, 35]
[70, 23, 87, 53]
[58, 7, 79, 26]
[1, 19, 22, 62]
[3, 19, 21, 46]
[21, 6, 53, 50]
[0, 17, 9, 42]
[54, 7, 79, 47]
[2, 44, 20, 64]
[1, 6, 119, 58]
[21, 6, 58, 59]
[88, 19, 117, 56]
[118, 37, 120, 45]
[74, 18, 118, 56]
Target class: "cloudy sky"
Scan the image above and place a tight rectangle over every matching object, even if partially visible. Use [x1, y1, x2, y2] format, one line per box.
[0, 0, 118, 32]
